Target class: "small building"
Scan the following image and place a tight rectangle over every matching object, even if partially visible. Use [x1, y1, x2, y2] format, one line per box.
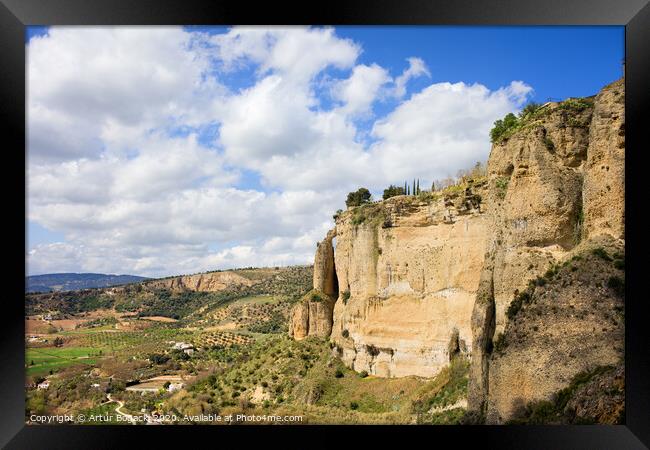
[125, 385, 161, 394]
[167, 382, 185, 393]
[172, 342, 194, 351]
[37, 381, 50, 390]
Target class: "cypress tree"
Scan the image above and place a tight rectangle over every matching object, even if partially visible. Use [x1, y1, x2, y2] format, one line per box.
[416, 179, 420, 195]
[413, 179, 416, 196]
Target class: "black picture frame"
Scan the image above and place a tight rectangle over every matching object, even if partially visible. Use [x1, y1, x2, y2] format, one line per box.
[2, 0, 648, 448]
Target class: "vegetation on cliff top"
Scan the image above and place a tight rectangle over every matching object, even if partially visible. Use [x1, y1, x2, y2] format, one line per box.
[490, 97, 594, 144]
[345, 187, 371, 207]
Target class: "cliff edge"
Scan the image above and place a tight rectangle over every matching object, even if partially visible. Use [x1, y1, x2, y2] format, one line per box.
[289, 78, 625, 424]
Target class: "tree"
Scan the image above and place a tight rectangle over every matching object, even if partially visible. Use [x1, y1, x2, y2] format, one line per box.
[416, 179, 420, 195]
[345, 188, 371, 208]
[149, 353, 170, 365]
[382, 185, 405, 200]
[53, 337, 64, 347]
[412, 179, 416, 196]
[431, 180, 436, 191]
[520, 102, 542, 118]
[490, 112, 518, 143]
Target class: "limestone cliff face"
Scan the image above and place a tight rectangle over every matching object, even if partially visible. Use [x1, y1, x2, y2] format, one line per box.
[485, 236, 625, 424]
[313, 229, 338, 297]
[330, 191, 488, 378]
[290, 79, 624, 416]
[144, 271, 254, 292]
[582, 80, 625, 240]
[468, 78, 625, 422]
[288, 232, 338, 340]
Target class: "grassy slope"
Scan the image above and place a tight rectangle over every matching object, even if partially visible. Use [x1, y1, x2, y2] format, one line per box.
[166, 335, 471, 424]
[493, 239, 625, 424]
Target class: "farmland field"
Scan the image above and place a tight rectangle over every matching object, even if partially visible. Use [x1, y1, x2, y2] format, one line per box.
[26, 347, 101, 376]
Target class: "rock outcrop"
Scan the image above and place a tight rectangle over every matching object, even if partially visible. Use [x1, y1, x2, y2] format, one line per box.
[289, 78, 624, 424]
[288, 290, 336, 340]
[484, 237, 624, 424]
[582, 80, 625, 240]
[331, 188, 488, 378]
[144, 271, 255, 292]
[289, 231, 338, 340]
[468, 78, 625, 422]
[313, 229, 338, 297]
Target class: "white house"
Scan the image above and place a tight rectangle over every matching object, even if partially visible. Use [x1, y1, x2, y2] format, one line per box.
[172, 342, 194, 351]
[167, 382, 185, 393]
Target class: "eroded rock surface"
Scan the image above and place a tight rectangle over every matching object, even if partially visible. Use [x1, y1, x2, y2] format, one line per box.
[289, 231, 338, 340]
[330, 191, 488, 378]
[289, 79, 625, 423]
[145, 271, 254, 292]
[468, 79, 625, 422]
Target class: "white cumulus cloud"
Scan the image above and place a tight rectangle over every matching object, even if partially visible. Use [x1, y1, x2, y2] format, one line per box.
[27, 26, 533, 277]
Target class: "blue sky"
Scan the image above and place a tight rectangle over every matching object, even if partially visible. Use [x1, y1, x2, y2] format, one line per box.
[26, 26, 623, 276]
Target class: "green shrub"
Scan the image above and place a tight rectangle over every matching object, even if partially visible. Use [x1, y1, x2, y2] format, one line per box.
[558, 98, 593, 112]
[520, 102, 543, 118]
[490, 113, 519, 143]
[359, 370, 368, 378]
[567, 116, 589, 128]
[341, 290, 351, 304]
[607, 276, 625, 297]
[493, 333, 508, 353]
[334, 369, 344, 378]
[613, 259, 624, 270]
[383, 185, 405, 200]
[592, 247, 612, 261]
[351, 212, 366, 226]
[507, 291, 530, 320]
[350, 401, 359, 410]
[544, 137, 555, 151]
[341, 329, 349, 338]
[494, 177, 509, 199]
[309, 291, 324, 303]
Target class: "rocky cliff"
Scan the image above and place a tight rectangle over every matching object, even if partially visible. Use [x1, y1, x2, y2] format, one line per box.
[290, 185, 489, 376]
[289, 78, 624, 423]
[329, 191, 488, 378]
[144, 271, 255, 292]
[288, 231, 338, 340]
[468, 78, 624, 423]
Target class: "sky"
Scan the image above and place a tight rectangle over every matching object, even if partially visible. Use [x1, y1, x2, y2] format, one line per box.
[26, 26, 624, 277]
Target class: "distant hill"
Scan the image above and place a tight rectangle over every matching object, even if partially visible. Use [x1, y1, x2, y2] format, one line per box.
[26, 273, 150, 293]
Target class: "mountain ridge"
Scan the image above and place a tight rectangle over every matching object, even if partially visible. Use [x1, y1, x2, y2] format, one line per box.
[26, 272, 150, 293]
